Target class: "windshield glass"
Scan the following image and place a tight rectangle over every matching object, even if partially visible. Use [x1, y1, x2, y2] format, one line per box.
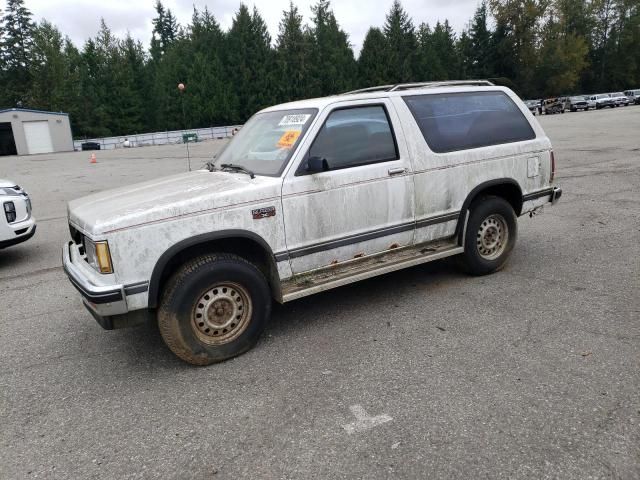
[571, 97, 584, 101]
[213, 108, 317, 177]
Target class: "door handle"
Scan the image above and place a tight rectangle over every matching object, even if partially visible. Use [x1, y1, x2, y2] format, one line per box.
[388, 167, 407, 176]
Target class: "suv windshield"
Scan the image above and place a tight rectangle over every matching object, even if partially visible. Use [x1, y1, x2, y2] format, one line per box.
[213, 108, 317, 177]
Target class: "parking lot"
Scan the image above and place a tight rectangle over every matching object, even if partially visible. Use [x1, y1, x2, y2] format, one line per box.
[1, 107, 639, 479]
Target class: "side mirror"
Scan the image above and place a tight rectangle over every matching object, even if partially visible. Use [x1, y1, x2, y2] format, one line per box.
[306, 156, 329, 173]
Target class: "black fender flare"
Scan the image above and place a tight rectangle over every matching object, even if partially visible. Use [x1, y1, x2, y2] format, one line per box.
[147, 229, 279, 309]
[454, 178, 523, 245]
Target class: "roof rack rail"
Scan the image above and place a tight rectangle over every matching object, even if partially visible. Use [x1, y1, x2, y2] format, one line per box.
[389, 80, 494, 91]
[342, 80, 494, 95]
[342, 85, 396, 95]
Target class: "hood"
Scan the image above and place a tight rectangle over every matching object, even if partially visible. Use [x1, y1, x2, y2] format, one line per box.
[68, 170, 279, 235]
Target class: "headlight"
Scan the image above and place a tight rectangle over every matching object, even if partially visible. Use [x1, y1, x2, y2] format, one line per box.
[84, 238, 113, 274]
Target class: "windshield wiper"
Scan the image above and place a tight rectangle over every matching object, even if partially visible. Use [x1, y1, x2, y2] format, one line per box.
[204, 161, 217, 172]
[220, 163, 255, 179]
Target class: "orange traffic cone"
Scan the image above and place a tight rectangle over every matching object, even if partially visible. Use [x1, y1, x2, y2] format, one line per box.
[90, 153, 97, 164]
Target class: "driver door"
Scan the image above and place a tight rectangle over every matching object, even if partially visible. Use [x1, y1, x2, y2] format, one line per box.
[281, 99, 415, 274]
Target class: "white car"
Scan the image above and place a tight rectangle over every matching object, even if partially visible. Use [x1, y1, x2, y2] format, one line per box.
[609, 92, 629, 106]
[624, 89, 640, 105]
[63, 80, 562, 365]
[0, 179, 36, 249]
[589, 94, 615, 109]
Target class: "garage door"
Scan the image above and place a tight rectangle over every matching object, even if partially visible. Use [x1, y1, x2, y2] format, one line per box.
[23, 121, 54, 154]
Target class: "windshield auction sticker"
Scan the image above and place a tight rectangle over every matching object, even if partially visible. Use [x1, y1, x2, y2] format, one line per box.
[278, 114, 311, 127]
[277, 130, 301, 148]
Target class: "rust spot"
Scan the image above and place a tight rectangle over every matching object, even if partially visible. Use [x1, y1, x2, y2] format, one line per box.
[389, 243, 400, 249]
[353, 252, 365, 259]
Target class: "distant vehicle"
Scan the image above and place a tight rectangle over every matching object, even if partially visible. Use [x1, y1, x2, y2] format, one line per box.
[588, 94, 614, 109]
[524, 99, 541, 115]
[609, 92, 629, 107]
[542, 98, 564, 114]
[584, 96, 597, 110]
[624, 89, 640, 105]
[566, 96, 589, 112]
[81, 142, 101, 151]
[0, 180, 36, 249]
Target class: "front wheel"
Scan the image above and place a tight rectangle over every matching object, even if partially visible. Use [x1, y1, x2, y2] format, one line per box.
[458, 196, 518, 276]
[158, 253, 272, 365]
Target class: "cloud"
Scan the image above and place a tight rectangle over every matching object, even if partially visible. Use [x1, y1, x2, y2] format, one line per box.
[1, 0, 480, 54]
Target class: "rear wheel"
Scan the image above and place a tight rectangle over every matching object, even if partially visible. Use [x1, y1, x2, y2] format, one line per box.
[458, 196, 518, 276]
[158, 253, 271, 365]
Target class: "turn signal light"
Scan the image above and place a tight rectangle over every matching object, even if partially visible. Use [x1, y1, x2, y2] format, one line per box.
[95, 242, 113, 274]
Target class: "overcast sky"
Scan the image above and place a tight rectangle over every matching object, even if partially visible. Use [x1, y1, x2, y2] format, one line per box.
[1, 0, 480, 56]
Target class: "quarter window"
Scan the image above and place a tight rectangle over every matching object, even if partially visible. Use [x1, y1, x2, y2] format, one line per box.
[307, 105, 398, 171]
[403, 92, 536, 153]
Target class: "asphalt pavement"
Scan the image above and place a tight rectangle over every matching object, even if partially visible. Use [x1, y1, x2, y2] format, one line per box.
[1, 107, 638, 479]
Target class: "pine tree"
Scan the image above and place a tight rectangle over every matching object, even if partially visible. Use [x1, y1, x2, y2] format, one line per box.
[308, 0, 357, 96]
[358, 27, 389, 87]
[0, 0, 35, 107]
[29, 20, 69, 112]
[457, 30, 474, 80]
[150, 0, 178, 61]
[225, 4, 274, 123]
[275, 2, 310, 103]
[469, 2, 493, 78]
[431, 21, 459, 80]
[383, 0, 418, 83]
[415, 23, 447, 81]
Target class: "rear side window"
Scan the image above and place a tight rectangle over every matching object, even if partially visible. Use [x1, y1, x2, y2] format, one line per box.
[403, 91, 536, 153]
[307, 105, 398, 171]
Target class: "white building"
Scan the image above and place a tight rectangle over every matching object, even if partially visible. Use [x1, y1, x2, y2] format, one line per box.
[0, 108, 73, 156]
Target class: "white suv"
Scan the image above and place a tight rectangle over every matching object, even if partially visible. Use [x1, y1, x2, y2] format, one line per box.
[63, 81, 562, 365]
[0, 180, 36, 249]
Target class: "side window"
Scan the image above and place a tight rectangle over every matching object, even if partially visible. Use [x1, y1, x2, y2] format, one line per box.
[403, 92, 536, 153]
[307, 105, 398, 171]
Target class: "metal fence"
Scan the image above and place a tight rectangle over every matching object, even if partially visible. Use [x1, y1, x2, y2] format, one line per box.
[73, 125, 242, 151]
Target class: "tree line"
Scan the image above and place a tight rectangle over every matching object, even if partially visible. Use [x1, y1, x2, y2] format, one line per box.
[0, 0, 638, 138]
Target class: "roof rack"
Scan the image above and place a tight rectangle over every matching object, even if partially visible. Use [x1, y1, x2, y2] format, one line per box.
[342, 80, 494, 95]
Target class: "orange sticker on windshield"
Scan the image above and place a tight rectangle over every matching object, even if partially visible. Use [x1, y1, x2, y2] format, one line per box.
[277, 130, 301, 148]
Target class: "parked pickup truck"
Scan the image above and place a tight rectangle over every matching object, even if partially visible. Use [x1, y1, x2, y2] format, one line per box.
[1, 180, 36, 249]
[63, 81, 563, 365]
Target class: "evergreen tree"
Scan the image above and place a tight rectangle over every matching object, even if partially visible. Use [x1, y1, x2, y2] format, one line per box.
[0, 0, 35, 107]
[225, 4, 274, 122]
[308, 0, 357, 96]
[150, 0, 178, 61]
[29, 21, 66, 111]
[382, 0, 418, 83]
[457, 30, 474, 80]
[469, 2, 493, 78]
[431, 21, 459, 80]
[275, 2, 311, 103]
[358, 27, 389, 87]
[415, 23, 447, 81]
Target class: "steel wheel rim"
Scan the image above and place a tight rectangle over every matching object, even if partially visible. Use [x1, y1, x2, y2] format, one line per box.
[191, 282, 252, 345]
[476, 214, 509, 260]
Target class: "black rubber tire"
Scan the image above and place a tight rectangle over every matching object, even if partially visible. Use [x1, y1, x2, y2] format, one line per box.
[158, 253, 271, 365]
[458, 196, 518, 276]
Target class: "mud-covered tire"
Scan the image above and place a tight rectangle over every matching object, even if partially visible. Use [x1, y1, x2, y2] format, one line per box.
[158, 253, 271, 365]
[458, 196, 518, 276]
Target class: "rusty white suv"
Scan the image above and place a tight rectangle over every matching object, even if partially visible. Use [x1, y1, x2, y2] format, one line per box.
[63, 81, 562, 365]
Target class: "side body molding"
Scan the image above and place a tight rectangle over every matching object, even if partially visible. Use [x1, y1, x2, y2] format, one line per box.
[147, 229, 279, 309]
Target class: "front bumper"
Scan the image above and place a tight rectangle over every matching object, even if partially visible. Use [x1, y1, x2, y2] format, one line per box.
[62, 241, 128, 328]
[0, 222, 36, 249]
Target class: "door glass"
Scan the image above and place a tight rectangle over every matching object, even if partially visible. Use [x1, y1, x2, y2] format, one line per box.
[308, 106, 398, 171]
